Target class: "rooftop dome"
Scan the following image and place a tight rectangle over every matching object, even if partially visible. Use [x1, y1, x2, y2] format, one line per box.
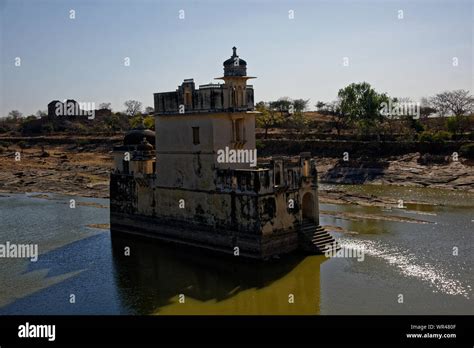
[223, 47, 247, 77]
[124, 123, 155, 146]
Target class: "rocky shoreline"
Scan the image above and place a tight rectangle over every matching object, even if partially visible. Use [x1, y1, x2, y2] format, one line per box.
[316, 153, 474, 193]
[1, 145, 472, 204]
[0, 144, 111, 198]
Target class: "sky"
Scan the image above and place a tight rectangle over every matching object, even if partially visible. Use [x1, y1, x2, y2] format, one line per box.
[0, 0, 472, 116]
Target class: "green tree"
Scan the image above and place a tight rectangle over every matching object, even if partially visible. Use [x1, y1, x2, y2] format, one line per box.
[256, 102, 283, 138]
[129, 114, 144, 129]
[269, 97, 292, 116]
[104, 114, 121, 133]
[292, 99, 309, 113]
[408, 116, 424, 133]
[289, 111, 309, 134]
[143, 115, 154, 130]
[337, 82, 389, 135]
[41, 123, 54, 133]
[129, 114, 154, 130]
[315, 101, 326, 111]
[446, 115, 469, 137]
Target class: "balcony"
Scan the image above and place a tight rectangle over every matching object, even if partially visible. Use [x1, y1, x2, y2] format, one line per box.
[215, 153, 317, 194]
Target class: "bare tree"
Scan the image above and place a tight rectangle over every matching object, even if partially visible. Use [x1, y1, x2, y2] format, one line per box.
[145, 106, 154, 115]
[430, 90, 474, 117]
[99, 102, 112, 110]
[7, 110, 22, 120]
[36, 110, 47, 118]
[124, 100, 142, 117]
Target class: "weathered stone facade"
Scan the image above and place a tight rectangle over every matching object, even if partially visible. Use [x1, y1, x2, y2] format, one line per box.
[110, 47, 337, 259]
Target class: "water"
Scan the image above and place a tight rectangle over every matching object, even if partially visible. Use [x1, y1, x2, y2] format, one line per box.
[0, 187, 472, 315]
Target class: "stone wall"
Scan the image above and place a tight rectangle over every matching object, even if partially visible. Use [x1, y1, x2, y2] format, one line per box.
[109, 166, 318, 258]
[258, 139, 472, 158]
[154, 80, 255, 114]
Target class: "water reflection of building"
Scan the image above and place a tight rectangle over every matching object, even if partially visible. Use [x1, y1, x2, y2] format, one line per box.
[111, 234, 327, 315]
[110, 47, 337, 259]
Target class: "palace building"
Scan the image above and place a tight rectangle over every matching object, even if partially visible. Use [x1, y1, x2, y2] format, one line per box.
[110, 47, 337, 259]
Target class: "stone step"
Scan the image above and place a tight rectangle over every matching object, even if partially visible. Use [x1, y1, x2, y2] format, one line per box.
[312, 231, 333, 239]
[312, 233, 334, 241]
[312, 232, 333, 239]
[313, 237, 335, 246]
[318, 238, 337, 246]
[299, 223, 340, 255]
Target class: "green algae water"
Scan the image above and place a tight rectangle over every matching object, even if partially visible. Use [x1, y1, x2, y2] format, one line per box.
[0, 187, 472, 315]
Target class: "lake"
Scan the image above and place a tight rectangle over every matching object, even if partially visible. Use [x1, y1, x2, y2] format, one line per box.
[0, 185, 472, 315]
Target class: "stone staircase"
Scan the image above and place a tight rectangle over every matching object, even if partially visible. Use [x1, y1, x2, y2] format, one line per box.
[299, 219, 340, 255]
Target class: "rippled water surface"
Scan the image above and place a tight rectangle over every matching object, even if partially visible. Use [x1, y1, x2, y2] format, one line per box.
[0, 187, 472, 315]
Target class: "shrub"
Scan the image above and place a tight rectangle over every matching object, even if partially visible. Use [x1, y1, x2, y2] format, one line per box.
[459, 143, 474, 159]
[418, 131, 434, 142]
[17, 141, 28, 149]
[41, 123, 54, 133]
[432, 131, 452, 143]
[143, 116, 155, 130]
[411, 118, 424, 133]
[446, 117, 458, 134]
[76, 139, 90, 146]
[419, 131, 452, 142]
